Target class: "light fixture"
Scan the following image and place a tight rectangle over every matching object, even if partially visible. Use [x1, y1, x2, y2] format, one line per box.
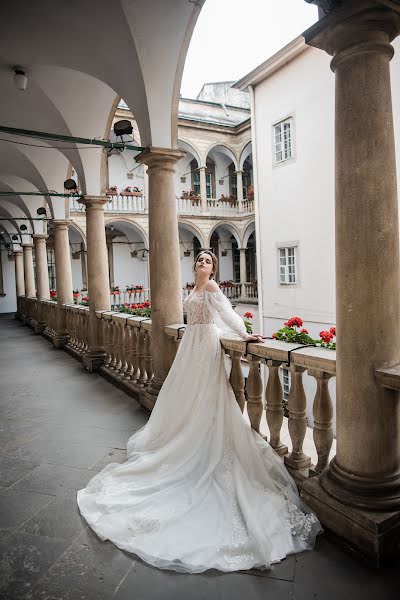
[64, 179, 78, 192]
[14, 67, 28, 91]
[12, 235, 18, 240]
[20, 224, 27, 231]
[37, 207, 47, 216]
[113, 119, 133, 138]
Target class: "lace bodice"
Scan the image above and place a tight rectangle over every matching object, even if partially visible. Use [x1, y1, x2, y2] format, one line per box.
[183, 290, 247, 340]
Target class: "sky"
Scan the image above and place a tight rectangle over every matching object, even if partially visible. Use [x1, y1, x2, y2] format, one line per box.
[180, 0, 318, 99]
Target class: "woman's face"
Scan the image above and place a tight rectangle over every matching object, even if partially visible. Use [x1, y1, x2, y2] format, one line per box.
[195, 253, 213, 278]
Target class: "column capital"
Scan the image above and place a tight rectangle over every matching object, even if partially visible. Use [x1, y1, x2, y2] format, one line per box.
[52, 220, 72, 230]
[135, 146, 185, 172]
[32, 234, 49, 241]
[22, 243, 34, 249]
[304, 1, 400, 58]
[78, 195, 109, 209]
[13, 249, 23, 256]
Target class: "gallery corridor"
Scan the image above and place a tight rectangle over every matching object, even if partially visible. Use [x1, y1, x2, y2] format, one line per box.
[0, 314, 397, 600]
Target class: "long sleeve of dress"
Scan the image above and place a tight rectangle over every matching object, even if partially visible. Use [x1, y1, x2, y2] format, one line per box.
[205, 290, 248, 340]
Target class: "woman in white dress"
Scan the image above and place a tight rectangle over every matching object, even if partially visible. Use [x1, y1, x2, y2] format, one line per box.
[77, 251, 322, 574]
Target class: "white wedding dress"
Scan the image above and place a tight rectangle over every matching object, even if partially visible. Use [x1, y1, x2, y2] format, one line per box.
[77, 290, 322, 573]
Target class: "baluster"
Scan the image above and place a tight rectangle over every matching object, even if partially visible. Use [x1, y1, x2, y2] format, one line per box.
[246, 355, 263, 434]
[308, 368, 334, 474]
[130, 323, 141, 382]
[137, 326, 147, 386]
[265, 360, 288, 455]
[230, 350, 245, 412]
[119, 319, 128, 377]
[284, 365, 311, 471]
[113, 318, 123, 374]
[144, 329, 154, 385]
[102, 314, 111, 367]
[123, 321, 134, 378]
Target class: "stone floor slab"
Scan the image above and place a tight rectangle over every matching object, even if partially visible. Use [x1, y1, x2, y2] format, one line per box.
[0, 532, 69, 600]
[0, 488, 54, 536]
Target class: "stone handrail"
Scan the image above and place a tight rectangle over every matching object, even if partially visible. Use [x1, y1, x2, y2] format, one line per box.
[17, 297, 335, 481]
[165, 324, 336, 481]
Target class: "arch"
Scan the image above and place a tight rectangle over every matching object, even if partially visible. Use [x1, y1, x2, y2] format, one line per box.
[178, 139, 201, 168]
[207, 221, 241, 247]
[204, 143, 238, 170]
[68, 222, 87, 250]
[177, 220, 205, 247]
[242, 220, 256, 248]
[104, 217, 149, 248]
[239, 141, 252, 170]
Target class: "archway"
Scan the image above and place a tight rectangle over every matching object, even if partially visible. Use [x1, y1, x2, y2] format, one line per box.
[105, 220, 148, 291]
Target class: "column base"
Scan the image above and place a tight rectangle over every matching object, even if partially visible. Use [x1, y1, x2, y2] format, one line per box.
[139, 388, 158, 413]
[83, 350, 107, 373]
[301, 476, 400, 567]
[320, 457, 400, 511]
[32, 320, 46, 335]
[53, 333, 69, 349]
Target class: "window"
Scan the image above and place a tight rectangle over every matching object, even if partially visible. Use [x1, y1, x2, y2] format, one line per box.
[192, 169, 200, 196]
[206, 172, 212, 199]
[47, 248, 56, 289]
[282, 367, 291, 417]
[274, 118, 292, 163]
[279, 247, 296, 284]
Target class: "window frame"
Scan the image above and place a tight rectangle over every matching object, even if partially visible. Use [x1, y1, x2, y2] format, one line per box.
[272, 116, 295, 166]
[277, 244, 298, 286]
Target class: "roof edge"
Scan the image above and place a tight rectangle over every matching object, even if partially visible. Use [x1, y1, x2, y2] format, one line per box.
[233, 35, 308, 90]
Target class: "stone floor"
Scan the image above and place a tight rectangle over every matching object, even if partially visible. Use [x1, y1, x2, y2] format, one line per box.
[0, 313, 398, 600]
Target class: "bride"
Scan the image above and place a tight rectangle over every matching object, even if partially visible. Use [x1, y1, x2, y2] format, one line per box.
[77, 250, 322, 573]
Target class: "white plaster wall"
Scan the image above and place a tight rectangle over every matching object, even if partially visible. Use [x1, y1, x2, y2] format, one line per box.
[0, 251, 17, 313]
[254, 46, 335, 332]
[108, 153, 145, 195]
[112, 235, 148, 290]
[179, 228, 196, 285]
[216, 231, 235, 281]
[70, 249, 83, 291]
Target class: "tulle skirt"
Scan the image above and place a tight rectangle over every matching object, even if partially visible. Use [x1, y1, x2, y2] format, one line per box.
[77, 323, 322, 573]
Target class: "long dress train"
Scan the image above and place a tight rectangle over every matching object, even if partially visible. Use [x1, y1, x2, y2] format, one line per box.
[77, 290, 322, 573]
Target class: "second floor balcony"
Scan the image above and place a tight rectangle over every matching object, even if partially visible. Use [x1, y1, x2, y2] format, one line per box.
[69, 193, 254, 218]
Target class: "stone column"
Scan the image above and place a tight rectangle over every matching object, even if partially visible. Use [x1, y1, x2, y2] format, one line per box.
[301, 1, 400, 565]
[78, 196, 111, 371]
[236, 170, 244, 212]
[81, 243, 87, 290]
[199, 166, 207, 211]
[22, 244, 35, 298]
[14, 250, 25, 297]
[53, 221, 73, 347]
[33, 234, 50, 300]
[136, 147, 184, 409]
[239, 247, 247, 284]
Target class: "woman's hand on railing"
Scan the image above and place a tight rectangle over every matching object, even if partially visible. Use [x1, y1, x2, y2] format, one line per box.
[244, 334, 266, 342]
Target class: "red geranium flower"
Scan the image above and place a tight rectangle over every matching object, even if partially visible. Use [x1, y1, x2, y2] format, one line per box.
[320, 330, 333, 343]
[300, 328, 309, 334]
[272, 332, 277, 339]
[284, 316, 303, 328]
[244, 311, 253, 319]
[330, 326, 336, 336]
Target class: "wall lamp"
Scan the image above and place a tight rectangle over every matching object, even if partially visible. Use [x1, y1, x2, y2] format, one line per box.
[14, 67, 28, 91]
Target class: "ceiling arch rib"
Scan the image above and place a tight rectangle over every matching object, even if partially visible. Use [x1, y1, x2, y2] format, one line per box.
[0, 200, 33, 245]
[0, 176, 50, 233]
[0, 218, 22, 250]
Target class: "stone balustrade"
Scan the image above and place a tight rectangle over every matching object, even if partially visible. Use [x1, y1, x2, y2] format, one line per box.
[17, 296, 336, 484]
[70, 194, 255, 218]
[110, 289, 151, 309]
[165, 325, 336, 483]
